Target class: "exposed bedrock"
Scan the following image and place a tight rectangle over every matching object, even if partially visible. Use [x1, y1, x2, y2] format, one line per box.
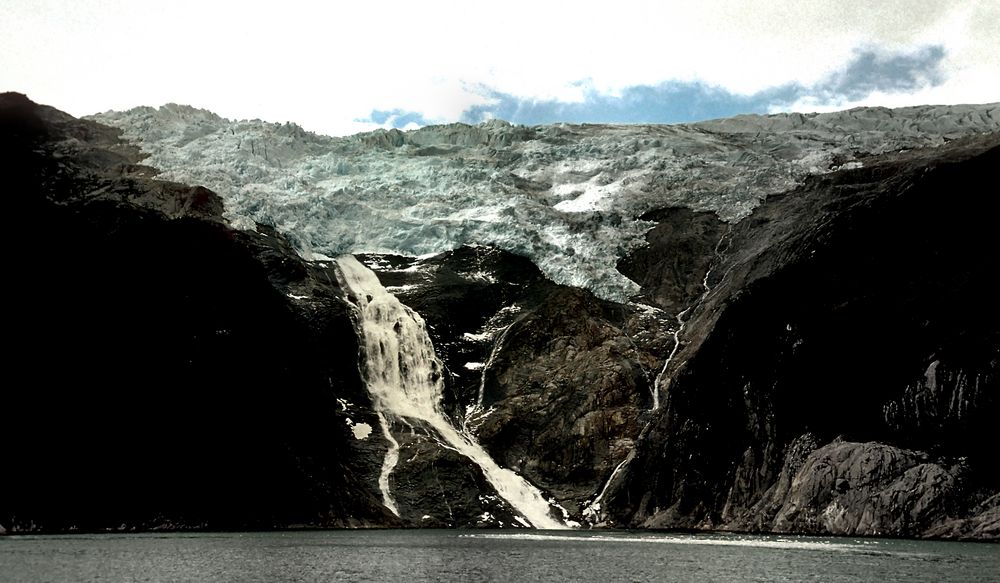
[367, 247, 659, 517]
[377, 419, 527, 528]
[603, 135, 1000, 539]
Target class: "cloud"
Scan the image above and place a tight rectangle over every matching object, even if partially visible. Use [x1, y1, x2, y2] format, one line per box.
[356, 109, 434, 131]
[459, 46, 949, 126]
[808, 46, 946, 102]
[0, 0, 994, 135]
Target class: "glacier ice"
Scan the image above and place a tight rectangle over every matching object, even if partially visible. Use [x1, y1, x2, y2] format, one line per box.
[92, 103, 1000, 302]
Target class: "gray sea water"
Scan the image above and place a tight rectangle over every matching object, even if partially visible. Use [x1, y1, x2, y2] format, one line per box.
[1, 530, 997, 582]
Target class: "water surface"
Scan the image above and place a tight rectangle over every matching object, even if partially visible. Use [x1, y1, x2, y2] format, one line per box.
[2, 530, 997, 582]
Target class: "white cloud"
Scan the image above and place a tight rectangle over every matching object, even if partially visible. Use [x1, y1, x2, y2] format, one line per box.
[1, 0, 996, 135]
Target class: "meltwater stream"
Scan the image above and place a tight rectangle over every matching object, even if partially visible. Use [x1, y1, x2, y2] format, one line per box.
[334, 255, 566, 529]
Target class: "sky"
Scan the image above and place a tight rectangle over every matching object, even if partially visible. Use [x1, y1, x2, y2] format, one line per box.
[2, 0, 998, 136]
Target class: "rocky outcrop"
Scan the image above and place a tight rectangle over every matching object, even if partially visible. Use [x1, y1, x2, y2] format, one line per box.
[617, 207, 727, 314]
[729, 439, 968, 536]
[924, 494, 1000, 540]
[770, 440, 962, 536]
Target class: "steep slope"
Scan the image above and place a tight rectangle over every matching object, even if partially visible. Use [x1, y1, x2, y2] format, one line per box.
[0, 93, 393, 532]
[600, 134, 1000, 539]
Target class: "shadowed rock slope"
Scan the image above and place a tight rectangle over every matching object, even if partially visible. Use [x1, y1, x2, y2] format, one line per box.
[602, 133, 1000, 540]
[0, 93, 393, 532]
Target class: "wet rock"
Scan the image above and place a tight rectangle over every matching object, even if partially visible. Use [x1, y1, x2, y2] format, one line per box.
[474, 286, 647, 511]
[387, 422, 524, 528]
[722, 432, 821, 530]
[617, 206, 727, 314]
[366, 247, 651, 519]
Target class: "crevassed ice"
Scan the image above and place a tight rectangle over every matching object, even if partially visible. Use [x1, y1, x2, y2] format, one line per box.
[92, 103, 1000, 302]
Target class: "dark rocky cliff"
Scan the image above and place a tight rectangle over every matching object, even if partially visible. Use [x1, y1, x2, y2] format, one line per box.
[1, 93, 393, 532]
[601, 134, 1000, 539]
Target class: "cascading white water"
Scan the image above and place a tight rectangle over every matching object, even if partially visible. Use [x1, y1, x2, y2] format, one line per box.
[335, 255, 566, 529]
[581, 452, 633, 524]
[651, 227, 733, 410]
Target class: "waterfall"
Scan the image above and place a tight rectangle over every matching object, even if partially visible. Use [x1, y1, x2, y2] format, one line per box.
[581, 451, 633, 525]
[334, 255, 566, 529]
[652, 226, 733, 410]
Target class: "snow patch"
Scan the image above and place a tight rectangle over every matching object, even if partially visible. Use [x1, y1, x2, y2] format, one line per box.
[351, 422, 373, 440]
[552, 175, 625, 213]
[343, 417, 373, 440]
[307, 252, 337, 262]
[630, 302, 666, 316]
[462, 270, 497, 283]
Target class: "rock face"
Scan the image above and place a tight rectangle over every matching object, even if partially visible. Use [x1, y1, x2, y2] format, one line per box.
[3, 92, 998, 540]
[769, 440, 962, 536]
[359, 247, 653, 521]
[601, 134, 1000, 539]
[720, 435, 975, 536]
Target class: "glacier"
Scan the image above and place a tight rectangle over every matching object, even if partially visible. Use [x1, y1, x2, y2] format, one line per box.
[92, 103, 999, 302]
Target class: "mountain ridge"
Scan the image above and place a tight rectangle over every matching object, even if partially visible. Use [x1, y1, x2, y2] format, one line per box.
[91, 101, 1000, 302]
[3, 92, 997, 539]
